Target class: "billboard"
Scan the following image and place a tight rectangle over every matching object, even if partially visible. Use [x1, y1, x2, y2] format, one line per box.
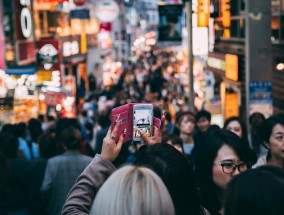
[249, 81, 273, 118]
[158, 4, 183, 42]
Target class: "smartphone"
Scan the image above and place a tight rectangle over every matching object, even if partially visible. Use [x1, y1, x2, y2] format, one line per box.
[133, 104, 153, 141]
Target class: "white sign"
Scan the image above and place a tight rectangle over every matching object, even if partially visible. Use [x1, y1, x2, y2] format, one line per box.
[95, 0, 119, 22]
[193, 27, 208, 56]
[63, 41, 79, 57]
[39, 44, 58, 56]
[20, 0, 32, 38]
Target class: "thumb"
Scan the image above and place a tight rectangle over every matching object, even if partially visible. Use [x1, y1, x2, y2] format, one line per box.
[140, 130, 152, 144]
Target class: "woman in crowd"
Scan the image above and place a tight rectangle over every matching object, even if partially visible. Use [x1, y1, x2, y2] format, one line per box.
[223, 116, 257, 164]
[91, 166, 175, 215]
[248, 112, 267, 158]
[253, 115, 284, 169]
[197, 129, 250, 215]
[225, 166, 284, 215]
[173, 111, 196, 159]
[63, 117, 207, 215]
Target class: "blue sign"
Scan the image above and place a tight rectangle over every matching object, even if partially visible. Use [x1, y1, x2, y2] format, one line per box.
[249, 81, 273, 117]
[249, 81, 272, 104]
[70, 9, 90, 20]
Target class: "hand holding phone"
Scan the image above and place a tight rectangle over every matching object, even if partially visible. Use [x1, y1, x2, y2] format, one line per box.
[111, 103, 160, 143]
[133, 104, 153, 141]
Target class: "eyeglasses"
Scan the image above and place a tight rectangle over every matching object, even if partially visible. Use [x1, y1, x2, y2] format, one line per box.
[213, 161, 249, 174]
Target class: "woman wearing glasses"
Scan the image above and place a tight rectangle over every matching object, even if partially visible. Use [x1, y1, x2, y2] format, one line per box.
[197, 129, 250, 215]
[253, 115, 284, 169]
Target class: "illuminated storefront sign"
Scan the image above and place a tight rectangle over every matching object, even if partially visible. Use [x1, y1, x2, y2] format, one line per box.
[63, 41, 79, 57]
[207, 55, 226, 72]
[95, 0, 119, 23]
[221, 0, 231, 38]
[98, 30, 112, 50]
[208, 52, 238, 81]
[225, 54, 238, 81]
[197, 0, 210, 27]
[37, 40, 60, 70]
[13, 0, 35, 65]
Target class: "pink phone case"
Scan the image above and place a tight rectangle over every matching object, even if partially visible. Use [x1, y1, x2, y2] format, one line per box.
[110, 103, 161, 142]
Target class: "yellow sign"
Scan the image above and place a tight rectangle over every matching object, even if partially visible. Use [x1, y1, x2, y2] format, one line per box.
[224, 92, 239, 119]
[221, 0, 231, 38]
[197, 0, 210, 27]
[221, 0, 231, 27]
[225, 54, 238, 81]
[37, 70, 52, 84]
[81, 33, 87, 54]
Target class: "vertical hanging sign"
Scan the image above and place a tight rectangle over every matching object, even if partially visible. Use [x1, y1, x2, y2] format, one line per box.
[197, 0, 210, 27]
[14, 0, 35, 65]
[221, 0, 231, 38]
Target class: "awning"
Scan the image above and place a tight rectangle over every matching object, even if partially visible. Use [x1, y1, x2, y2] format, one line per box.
[6, 66, 36, 76]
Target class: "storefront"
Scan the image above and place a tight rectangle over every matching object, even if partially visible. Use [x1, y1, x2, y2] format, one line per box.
[207, 52, 240, 124]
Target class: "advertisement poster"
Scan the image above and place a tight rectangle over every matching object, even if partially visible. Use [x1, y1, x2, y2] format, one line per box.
[249, 81, 273, 118]
[158, 4, 183, 42]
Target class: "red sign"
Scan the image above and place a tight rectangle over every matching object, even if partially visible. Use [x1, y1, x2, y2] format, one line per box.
[99, 22, 112, 32]
[74, 0, 86, 6]
[37, 40, 61, 70]
[16, 40, 35, 66]
[44, 92, 66, 106]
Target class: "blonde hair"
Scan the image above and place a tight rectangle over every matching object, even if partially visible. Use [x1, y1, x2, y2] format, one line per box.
[91, 165, 175, 215]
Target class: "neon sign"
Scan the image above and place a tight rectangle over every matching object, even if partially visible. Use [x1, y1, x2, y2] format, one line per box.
[19, 0, 32, 38]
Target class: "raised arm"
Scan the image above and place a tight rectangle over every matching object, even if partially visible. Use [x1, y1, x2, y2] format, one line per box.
[62, 122, 124, 215]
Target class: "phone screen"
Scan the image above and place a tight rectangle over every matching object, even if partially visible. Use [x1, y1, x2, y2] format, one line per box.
[133, 105, 153, 140]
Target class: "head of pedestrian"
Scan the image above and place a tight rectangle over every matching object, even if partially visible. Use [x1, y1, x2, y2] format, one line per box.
[198, 129, 250, 215]
[90, 165, 175, 215]
[223, 116, 257, 165]
[162, 134, 184, 154]
[60, 127, 82, 151]
[223, 116, 246, 139]
[133, 143, 203, 215]
[174, 111, 196, 136]
[225, 165, 284, 215]
[195, 110, 211, 133]
[260, 115, 284, 169]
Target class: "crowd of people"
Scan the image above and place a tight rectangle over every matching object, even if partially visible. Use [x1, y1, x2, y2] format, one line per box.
[0, 49, 284, 215]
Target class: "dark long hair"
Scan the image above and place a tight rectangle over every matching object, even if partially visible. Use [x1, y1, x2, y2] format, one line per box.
[249, 112, 265, 156]
[133, 143, 202, 215]
[225, 166, 284, 215]
[224, 116, 257, 164]
[261, 115, 284, 164]
[198, 129, 248, 215]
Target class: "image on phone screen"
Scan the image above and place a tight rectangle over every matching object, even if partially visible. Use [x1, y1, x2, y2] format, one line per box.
[133, 108, 152, 139]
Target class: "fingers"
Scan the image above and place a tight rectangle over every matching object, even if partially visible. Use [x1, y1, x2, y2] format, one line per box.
[116, 134, 124, 150]
[106, 127, 111, 138]
[153, 126, 160, 137]
[111, 120, 120, 138]
[140, 129, 153, 144]
[160, 114, 166, 131]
